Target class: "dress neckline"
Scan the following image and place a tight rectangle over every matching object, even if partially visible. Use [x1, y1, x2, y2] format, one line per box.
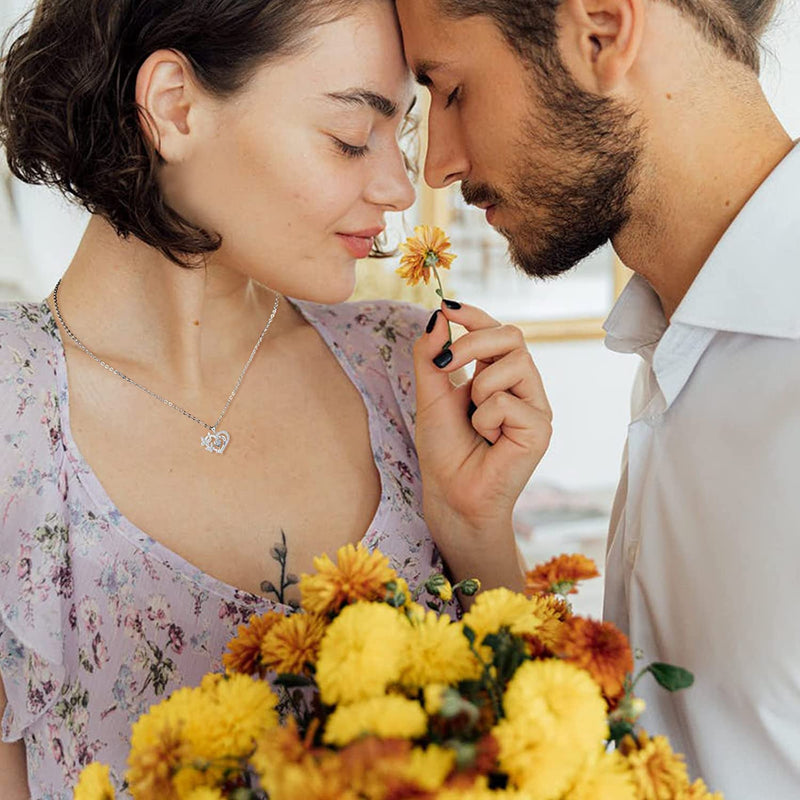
[39, 298, 391, 607]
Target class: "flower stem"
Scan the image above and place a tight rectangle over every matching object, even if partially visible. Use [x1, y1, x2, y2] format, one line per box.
[431, 262, 453, 349]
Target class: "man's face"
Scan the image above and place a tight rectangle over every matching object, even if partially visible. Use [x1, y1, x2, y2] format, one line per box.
[396, 0, 642, 279]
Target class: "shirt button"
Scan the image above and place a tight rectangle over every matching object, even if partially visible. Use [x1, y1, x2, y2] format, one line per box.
[626, 542, 639, 568]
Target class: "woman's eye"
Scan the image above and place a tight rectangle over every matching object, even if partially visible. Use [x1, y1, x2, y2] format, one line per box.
[333, 138, 369, 159]
[444, 87, 461, 109]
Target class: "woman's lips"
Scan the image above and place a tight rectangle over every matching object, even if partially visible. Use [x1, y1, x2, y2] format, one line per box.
[337, 228, 384, 259]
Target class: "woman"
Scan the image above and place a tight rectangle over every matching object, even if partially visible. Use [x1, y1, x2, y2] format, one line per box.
[0, 0, 552, 796]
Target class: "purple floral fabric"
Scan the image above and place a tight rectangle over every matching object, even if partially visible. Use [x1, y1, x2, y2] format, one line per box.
[0, 298, 450, 799]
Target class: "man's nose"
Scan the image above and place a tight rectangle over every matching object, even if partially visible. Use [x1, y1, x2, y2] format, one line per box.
[424, 103, 469, 189]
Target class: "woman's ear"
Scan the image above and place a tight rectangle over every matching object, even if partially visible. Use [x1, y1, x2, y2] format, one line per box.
[135, 49, 200, 162]
[557, 0, 645, 94]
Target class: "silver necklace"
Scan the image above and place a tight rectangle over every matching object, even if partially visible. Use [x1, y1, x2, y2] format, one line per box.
[51, 279, 280, 455]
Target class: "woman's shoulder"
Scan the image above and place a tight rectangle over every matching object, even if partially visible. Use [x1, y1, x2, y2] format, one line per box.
[295, 298, 429, 362]
[0, 300, 63, 461]
[0, 300, 60, 367]
[295, 298, 429, 436]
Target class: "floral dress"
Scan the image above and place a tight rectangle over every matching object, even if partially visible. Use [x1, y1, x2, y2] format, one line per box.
[0, 298, 452, 799]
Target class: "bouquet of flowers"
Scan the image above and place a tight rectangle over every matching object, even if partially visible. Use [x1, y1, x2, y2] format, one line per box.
[74, 544, 722, 800]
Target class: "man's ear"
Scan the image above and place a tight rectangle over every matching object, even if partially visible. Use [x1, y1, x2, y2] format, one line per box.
[135, 49, 200, 162]
[557, 0, 644, 94]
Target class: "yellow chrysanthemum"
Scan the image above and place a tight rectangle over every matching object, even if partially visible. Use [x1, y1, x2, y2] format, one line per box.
[621, 731, 690, 800]
[323, 695, 428, 747]
[462, 588, 546, 656]
[423, 683, 448, 715]
[126, 688, 195, 800]
[182, 790, 225, 800]
[400, 611, 481, 688]
[566, 751, 636, 800]
[403, 745, 456, 791]
[126, 675, 279, 799]
[493, 660, 608, 799]
[260, 612, 327, 675]
[300, 544, 398, 616]
[683, 778, 724, 799]
[316, 602, 411, 705]
[74, 762, 115, 800]
[396, 225, 456, 286]
[223, 611, 285, 676]
[251, 721, 309, 793]
[436, 777, 531, 800]
[528, 593, 571, 643]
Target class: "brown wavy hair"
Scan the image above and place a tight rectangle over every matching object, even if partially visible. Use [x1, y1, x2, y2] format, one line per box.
[437, 0, 779, 74]
[0, 0, 413, 267]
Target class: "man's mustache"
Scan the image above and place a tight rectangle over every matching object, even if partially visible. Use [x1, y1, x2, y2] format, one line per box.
[461, 180, 504, 208]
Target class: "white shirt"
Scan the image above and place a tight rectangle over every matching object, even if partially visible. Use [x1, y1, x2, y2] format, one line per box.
[604, 141, 800, 799]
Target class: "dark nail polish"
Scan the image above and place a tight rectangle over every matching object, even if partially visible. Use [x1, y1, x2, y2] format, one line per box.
[433, 348, 453, 369]
[467, 400, 477, 418]
[443, 299, 462, 310]
[426, 309, 440, 334]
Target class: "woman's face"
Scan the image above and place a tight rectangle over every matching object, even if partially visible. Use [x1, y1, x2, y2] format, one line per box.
[163, 0, 416, 303]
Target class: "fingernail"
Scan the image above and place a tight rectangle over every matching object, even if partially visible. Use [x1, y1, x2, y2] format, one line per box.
[433, 348, 453, 369]
[443, 299, 462, 310]
[426, 309, 440, 334]
[467, 400, 477, 418]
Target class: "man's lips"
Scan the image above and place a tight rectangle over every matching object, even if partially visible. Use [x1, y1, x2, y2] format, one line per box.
[471, 201, 499, 225]
[336, 227, 385, 259]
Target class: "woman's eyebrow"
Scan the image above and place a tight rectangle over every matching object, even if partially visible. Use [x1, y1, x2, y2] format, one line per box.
[325, 89, 416, 119]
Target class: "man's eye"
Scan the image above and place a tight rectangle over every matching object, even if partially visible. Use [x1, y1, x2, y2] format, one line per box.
[445, 87, 461, 109]
[333, 138, 369, 159]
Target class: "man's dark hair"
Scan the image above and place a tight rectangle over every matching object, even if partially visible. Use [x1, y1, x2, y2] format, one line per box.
[0, 0, 374, 266]
[437, 0, 779, 74]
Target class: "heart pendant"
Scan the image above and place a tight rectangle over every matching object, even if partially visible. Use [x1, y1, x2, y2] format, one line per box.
[201, 429, 231, 454]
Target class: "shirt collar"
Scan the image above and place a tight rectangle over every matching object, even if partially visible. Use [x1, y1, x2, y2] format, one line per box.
[605, 140, 800, 352]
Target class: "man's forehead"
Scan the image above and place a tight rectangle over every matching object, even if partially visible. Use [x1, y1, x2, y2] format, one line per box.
[396, 0, 463, 69]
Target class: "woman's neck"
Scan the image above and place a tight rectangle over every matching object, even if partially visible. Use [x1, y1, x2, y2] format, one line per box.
[51, 216, 299, 388]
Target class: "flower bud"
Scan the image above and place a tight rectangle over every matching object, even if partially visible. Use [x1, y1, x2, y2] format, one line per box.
[425, 574, 453, 602]
[456, 578, 481, 597]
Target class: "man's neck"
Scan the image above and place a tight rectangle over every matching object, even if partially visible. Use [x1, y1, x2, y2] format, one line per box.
[612, 39, 794, 320]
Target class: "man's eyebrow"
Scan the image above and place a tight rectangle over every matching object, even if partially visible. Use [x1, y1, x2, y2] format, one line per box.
[413, 60, 449, 86]
[325, 89, 399, 118]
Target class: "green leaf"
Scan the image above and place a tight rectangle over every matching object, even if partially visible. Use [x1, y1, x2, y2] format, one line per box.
[608, 719, 635, 747]
[646, 663, 694, 692]
[463, 625, 477, 646]
[435, 288, 443, 297]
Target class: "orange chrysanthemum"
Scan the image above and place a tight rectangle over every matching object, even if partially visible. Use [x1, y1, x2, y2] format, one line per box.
[223, 611, 285, 677]
[260, 613, 327, 675]
[553, 617, 633, 702]
[396, 225, 456, 287]
[299, 544, 399, 617]
[525, 553, 600, 596]
[620, 730, 691, 800]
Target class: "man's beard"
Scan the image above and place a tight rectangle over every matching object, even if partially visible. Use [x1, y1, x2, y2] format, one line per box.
[463, 60, 643, 280]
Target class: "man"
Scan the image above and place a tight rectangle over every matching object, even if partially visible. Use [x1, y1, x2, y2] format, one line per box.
[396, 0, 800, 796]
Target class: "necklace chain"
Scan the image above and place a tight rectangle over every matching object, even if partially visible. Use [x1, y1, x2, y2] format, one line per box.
[51, 279, 280, 452]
